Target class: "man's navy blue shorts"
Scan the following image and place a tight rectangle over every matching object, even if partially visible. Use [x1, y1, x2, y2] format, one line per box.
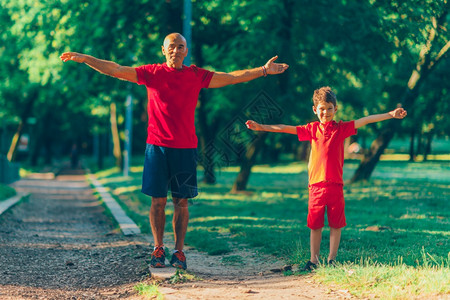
[141, 144, 198, 199]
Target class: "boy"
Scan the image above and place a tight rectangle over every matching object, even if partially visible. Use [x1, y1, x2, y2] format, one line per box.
[246, 86, 407, 270]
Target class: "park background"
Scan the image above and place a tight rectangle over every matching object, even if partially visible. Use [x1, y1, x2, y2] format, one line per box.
[0, 0, 449, 299]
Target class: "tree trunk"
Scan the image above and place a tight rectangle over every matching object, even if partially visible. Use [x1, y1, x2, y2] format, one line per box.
[110, 102, 122, 170]
[98, 133, 104, 170]
[409, 127, 416, 161]
[351, 122, 398, 181]
[423, 131, 433, 161]
[295, 143, 310, 161]
[231, 0, 294, 191]
[30, 127, 43, 166]
[6, 121, 24, 162]
[197, 92, 217, 184]
[231, 132, 267, 192]
[6, 94, 36, 162]
[351, 7, 450, 183]
[416, 129, 423, 159]
[43, 135, 53, 165]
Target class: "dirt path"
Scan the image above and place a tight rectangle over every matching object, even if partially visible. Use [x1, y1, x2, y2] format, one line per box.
[0, 168, 353, 299]
[0, 168, 150, 299]
[151, 242, 353, 299]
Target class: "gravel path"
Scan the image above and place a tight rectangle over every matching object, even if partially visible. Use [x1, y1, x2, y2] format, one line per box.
[0, 168, 150, 299]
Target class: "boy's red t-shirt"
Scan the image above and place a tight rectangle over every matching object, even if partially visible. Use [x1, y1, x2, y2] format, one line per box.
[296, 120, 357, 185]
[135, 63, 214, 148]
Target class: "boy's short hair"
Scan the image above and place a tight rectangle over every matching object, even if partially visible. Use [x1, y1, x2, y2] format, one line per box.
[313, 86, 337, 107]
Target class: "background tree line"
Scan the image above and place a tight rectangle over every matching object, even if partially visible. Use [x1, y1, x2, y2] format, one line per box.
[0, 0, 449, 189]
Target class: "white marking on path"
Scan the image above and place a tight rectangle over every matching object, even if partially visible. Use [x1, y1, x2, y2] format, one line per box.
[89, 175, 141, 236]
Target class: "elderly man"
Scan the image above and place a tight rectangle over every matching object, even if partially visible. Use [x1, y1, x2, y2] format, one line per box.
[61, 32, 289, 270]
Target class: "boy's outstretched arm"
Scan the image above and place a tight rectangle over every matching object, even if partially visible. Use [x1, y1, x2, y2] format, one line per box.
[354, 107, 407, 129]
[246, 120, 297, 134]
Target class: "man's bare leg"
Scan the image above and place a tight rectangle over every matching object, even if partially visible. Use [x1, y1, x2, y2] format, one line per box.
[150, 197, 167, 247]
[172, 197, 189, 251]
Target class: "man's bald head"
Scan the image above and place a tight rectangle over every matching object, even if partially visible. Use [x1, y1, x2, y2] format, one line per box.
[163, 33, 187, 48]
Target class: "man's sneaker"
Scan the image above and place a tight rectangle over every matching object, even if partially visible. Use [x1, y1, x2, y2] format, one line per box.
[302, 261, 317, 271]
[150, 246, 166, 268]
[170, 250, 187, 270]
[327, 259, 336, 267]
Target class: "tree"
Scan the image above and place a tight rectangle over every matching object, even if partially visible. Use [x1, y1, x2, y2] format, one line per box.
[351, 1, 450, 182]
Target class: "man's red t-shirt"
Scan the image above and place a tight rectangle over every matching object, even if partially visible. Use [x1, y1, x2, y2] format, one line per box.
[296, 120, 357, 185]
[135, 63, 214, 148]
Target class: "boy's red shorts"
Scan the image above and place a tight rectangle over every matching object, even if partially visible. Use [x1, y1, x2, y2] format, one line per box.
[307, 181, 346, 230]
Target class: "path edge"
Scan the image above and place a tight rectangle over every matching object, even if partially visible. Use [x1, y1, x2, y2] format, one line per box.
[0, 192, 29, 216]
[88, 174, 141, 236]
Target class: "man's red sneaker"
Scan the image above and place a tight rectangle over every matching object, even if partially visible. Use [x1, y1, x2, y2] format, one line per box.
[170, 250, 187, 270]
[150, 246, 166, 268]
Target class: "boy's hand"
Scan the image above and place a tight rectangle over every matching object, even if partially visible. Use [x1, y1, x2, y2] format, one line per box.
[246, 120, 263, 131]
[389, 108, 407, 119]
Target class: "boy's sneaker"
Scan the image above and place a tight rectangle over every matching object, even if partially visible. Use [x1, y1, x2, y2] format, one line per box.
[302, 261, 317, 271]
[150, 246, 166, 268]
[170, 250, 187, 270]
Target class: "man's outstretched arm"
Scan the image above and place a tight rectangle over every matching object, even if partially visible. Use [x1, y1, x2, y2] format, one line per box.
[60, 52, 138, 83]
[208, 56, 289, 88]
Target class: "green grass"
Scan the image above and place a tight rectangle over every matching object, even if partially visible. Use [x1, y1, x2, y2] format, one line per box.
[168, 269, 201, 284]
[134, 283, 164, 299]
[221, 255, 245, 265]
[95, 159, 450, 299]
[0, 183, 16, 201]
[314, 253, 449, 299]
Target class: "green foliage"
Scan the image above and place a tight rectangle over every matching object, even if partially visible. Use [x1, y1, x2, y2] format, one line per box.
[0, 183, 16, 201]
[1, 0, 448, 171]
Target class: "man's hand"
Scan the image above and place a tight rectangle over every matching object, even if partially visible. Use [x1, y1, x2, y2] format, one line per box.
[264, 56, 289, 75]
[60, 52, 87, 63]
[59, 52, 138, 83]
[389, 108, 407, 119]
[246, 120, 263, 131]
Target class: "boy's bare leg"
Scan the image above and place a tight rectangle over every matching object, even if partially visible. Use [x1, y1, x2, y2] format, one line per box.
[172, 198, 189, 251]
[328, 227, 342, 261]
[310, 228, 322, 263]
[150, 197, 167, 247]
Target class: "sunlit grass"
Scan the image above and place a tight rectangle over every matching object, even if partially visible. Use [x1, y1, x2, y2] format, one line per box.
[218, 162, 308, 173]
[380, 153, 450, 161]
[168, 269, 201, 284]
[134, 283, 163, 299]
[314, 253, 450, 299]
